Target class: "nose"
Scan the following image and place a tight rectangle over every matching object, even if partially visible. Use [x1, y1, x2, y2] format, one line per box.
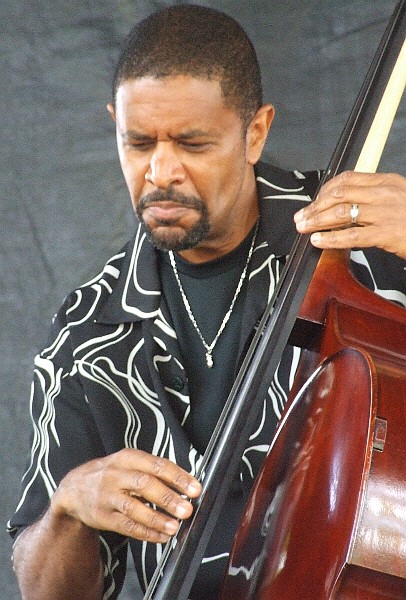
[145, 142, 186, 188]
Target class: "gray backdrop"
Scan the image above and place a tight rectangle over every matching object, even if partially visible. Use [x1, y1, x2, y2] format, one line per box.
[1, 1, 404, 598]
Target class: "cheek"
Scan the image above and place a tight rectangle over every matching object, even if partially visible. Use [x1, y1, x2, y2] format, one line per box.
[119, 155, 146, 199]
[209, 167, 240, 200]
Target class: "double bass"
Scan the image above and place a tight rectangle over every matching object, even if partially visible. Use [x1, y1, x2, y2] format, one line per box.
[145, 2, 406, 598]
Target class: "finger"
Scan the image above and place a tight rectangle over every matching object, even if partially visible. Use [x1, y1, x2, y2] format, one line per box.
[294, 171, 354, 221]
[296, 186, 405, 234]
[295, 201, 359, 232]
[111, 493, 181, 543]
[309, 223, 381, 250]
[294, 171, 388, 228]
[310, 221, 406, 257]
[314, 171, 392, 205]
[117, 449, 202, 498]
[298, 200, 371, 231]
[121, 467, 196, 520]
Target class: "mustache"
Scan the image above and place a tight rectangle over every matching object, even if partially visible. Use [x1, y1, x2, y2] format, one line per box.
[138, 188, 204, 211]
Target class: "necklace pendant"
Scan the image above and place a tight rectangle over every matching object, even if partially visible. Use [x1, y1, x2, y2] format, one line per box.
[206, 352, 214, 368]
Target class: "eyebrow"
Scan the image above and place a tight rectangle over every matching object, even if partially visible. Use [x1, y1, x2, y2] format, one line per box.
[121, 129, 213, 141]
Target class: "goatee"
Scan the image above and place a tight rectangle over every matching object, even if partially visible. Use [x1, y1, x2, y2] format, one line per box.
[136, 188, 210, 251]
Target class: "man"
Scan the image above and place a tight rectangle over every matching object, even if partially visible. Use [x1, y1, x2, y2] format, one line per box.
[8, 5, 406, 600]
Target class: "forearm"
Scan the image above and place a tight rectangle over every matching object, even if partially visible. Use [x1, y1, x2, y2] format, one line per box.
[12, 508, 104, 600]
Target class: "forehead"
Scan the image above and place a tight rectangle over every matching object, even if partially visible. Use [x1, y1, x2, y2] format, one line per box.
[114, 75, 241, 131]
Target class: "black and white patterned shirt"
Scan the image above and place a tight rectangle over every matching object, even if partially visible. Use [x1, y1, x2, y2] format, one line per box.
[8, 162, 406, 598]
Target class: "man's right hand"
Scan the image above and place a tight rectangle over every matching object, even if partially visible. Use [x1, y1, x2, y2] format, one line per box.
[50, 448, 202, 544]
[13, 431, 202, 600]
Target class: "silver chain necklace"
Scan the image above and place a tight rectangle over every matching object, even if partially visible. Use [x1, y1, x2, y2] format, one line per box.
[168, 221, 259, 368]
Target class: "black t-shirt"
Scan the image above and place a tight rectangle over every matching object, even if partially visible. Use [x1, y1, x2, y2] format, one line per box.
[159, 225, 256, 454]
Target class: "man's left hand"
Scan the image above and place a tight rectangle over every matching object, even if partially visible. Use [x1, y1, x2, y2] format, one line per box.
[294, 171, 406, 260]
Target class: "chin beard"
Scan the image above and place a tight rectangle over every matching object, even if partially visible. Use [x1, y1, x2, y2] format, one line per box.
[143, 217, 210, 251]
[136, 188, 210, 251]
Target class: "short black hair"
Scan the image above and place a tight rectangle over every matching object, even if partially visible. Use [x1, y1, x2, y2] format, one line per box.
[112, 4, 263, 127]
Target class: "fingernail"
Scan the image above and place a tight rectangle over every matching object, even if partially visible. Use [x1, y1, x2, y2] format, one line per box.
[165, 520, 179, 535]
[187, 482, 201, 495]
[176, 504, 189, 518]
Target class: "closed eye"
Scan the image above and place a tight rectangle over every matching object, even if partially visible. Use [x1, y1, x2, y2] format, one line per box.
[179, 141, 211, 152]
[129, 141, 154, 150]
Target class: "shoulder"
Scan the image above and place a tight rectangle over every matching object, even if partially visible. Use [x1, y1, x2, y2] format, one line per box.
[255, 161, 322, 203]
[255, 162, 322, 256]
[54, 223, 162, 333]
[60, 240, 133, 323]
[39, 240, 135, 363]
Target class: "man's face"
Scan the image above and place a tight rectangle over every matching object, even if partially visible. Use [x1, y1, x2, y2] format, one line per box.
[111, 75, 266, 262]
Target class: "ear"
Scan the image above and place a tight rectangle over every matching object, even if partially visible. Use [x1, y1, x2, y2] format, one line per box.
[246, 104, 275, 165]
[107, 103, 116, 122]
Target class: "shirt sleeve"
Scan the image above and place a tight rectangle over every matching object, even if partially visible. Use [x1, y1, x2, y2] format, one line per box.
[7, 298, 128, 599]
[350, 247, 406, 307]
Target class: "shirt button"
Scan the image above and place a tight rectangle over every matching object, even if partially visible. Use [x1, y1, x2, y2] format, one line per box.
[172, 376, 185, 392]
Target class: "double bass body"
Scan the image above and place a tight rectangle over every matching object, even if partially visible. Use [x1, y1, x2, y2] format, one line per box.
[220, 250, 406, 599]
